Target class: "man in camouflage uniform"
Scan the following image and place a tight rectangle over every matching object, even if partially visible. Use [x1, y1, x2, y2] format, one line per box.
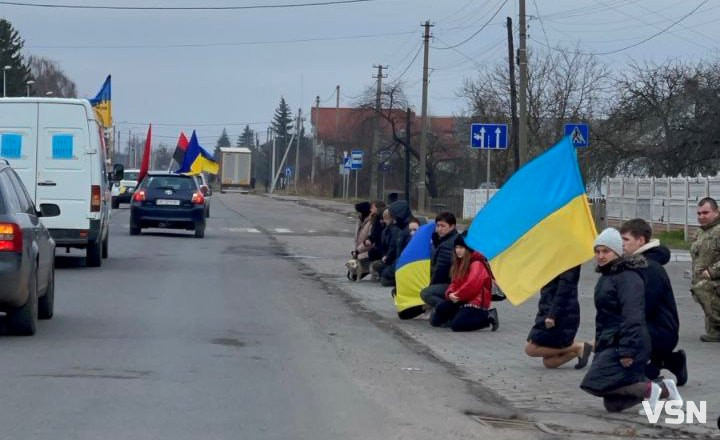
[691, 197, 720, 342]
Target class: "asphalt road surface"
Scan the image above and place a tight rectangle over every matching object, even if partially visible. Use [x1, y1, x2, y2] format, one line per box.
[0, 194, 538, 440]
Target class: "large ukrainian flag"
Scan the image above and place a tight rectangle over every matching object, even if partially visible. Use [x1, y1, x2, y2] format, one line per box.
[394, 222, 435, 314]
[466, 136, 597, 305]
[88, 75, 112, 128]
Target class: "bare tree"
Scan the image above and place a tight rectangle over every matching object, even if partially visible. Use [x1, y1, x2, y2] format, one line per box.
[28, 56, 77, 98]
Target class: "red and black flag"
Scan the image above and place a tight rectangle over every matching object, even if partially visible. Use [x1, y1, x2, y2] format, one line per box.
[172, 132, 189, 166]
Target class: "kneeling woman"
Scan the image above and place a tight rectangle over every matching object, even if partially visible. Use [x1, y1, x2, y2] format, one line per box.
[430, 232, 498, 332]
[581, 228, 681, 412]
[525, 266, 593, 369]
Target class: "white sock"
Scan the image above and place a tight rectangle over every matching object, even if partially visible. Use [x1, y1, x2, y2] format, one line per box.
[663, 379, 683, 405]
[639, 383, 662, 415]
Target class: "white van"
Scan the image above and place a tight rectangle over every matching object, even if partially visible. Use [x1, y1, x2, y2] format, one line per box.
[0, 98, 120, 267]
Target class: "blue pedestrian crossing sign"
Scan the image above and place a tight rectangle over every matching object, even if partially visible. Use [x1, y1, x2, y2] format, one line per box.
[564, 123, 589, 148]
[343, 156, 352, 169]
[470, 123, 508, 149]
[285, 166, 293, 177]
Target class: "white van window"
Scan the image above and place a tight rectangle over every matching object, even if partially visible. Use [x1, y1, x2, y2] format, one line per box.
[0, 133, 22, 159]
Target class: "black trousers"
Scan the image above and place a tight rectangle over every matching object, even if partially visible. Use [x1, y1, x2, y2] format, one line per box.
[430, 300, 491, 332]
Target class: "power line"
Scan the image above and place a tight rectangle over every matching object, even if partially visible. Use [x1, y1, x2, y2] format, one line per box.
[393, 43, 423, 82]
[117, 121, 271, 127]
[28, 30, 416, 49]
[0, 0, 374, 10]
[433, 0, 509, 50]
[531, 0, 551, 50]
[531, 0, 712, 57]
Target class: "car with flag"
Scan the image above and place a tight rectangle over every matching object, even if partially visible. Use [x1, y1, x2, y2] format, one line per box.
[111, 168, 139, 208]
[129, 172, 207, 238]
[0, 159, 60, 335]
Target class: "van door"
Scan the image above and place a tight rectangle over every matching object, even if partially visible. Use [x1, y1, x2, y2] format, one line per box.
[0, 102, 39, 198]
[36, 102, 92, 231]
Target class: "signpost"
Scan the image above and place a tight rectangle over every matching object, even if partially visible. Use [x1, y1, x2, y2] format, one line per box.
[470, 123, 508, 187]
[350, 150, 363, 199]
[342, 153, 351, 199]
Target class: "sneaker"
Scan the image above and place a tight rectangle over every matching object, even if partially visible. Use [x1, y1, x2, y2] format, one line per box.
[575, 342, 593, 370]
[662, 378, 683, 406]
[639, 382, 662, 416]
[699, 334, 720, 342]
[669, 350, 688, 386]
[488, 308, 499, 332]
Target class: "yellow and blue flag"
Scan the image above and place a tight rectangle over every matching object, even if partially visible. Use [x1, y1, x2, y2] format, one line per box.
[88, 75, 112, 127]
[466, 136, 597, 305]
[176, 131, 219, 175]
[394, 222, 435, 315]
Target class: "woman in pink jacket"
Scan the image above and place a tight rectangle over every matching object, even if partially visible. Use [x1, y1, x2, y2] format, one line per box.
[430, 232, 499, 332]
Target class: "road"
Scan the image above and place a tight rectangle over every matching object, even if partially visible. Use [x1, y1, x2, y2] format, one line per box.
[0, 193, 536, 440]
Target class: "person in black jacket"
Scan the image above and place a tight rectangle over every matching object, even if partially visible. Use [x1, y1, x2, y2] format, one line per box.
[379, 200, 414, 287]
[581, 228, 681, 413]
[525, 266, 593, 369]
[420, 211, 459, 308]
[620, 218, 687, 386]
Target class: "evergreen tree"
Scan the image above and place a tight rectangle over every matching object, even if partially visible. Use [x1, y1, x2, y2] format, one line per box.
[214, 128, 231, 159]
[0, 19, 32, 97]
[238, 125, 254, 148]
[271, 97, 294, 150]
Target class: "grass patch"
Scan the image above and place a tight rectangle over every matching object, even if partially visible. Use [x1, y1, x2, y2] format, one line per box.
[655, 230, 690, 250]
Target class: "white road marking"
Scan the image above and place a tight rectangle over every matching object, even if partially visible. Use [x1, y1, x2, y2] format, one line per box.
[274, 228, 293, 234]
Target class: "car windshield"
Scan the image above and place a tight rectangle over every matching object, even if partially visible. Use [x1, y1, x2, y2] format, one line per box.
[124, 171, 139, 181]
[143, 176, 195, 191]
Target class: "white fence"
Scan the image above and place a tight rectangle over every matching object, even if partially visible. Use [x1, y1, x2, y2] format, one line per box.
[604, 176, 720, 236]
[463, 189, 500, 219]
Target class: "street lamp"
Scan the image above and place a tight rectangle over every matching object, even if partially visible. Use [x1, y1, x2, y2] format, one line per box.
[3, 65, 11, 98]
[25, 79, 34, 97]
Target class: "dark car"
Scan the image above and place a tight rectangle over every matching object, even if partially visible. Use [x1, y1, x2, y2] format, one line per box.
[129, 172, 207, 238]
[0, 160, 60, 335]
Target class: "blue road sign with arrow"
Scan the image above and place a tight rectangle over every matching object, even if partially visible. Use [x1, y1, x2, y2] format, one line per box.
[471, 123, 508, 149]
[564, 123, 589, 148]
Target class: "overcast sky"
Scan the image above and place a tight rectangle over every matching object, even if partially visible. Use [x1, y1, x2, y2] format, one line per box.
[3, 0, 720, 149]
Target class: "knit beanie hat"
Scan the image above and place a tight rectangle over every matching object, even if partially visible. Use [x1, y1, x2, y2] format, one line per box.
[354, 201, 371, 218]
[594, 228, 623, 257]
[454, 231, 474, 252]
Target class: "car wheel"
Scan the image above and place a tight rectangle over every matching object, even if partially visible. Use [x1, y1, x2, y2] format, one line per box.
[129, 225, 141, 236]
[102, 232, 109, 259]
[86, 238, 102, 267]
[8, 266, 38, 335]
[111, 198, 119, 209]
[194, 223, 205, 238]
[38, 261, 54, 320]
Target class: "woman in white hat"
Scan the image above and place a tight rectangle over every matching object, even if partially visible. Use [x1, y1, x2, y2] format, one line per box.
[580, 228, 681, 412]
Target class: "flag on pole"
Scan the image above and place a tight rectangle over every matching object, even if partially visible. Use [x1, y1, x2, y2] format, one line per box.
[466, 136, 598, 305]
[137, 124, 152, 184]
[88, 75, 112, 128]
[172, 132, 189, 165]
[176, 131, 219, 175]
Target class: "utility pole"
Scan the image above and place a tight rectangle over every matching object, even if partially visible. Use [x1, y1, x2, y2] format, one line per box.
[518, 0, 529, 166]
[418, 20, 432, 212]
[294, 108, 302, 189]
[371, 64, 387, 200]
[507, 17, 520, 172]
[405, 108, 412, 206]
[312, 95, 319, 185]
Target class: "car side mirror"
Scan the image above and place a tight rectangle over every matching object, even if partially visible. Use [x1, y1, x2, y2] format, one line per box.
[200, 185, 211, 196]
[38, 203, 61, 218]
[112, 163, 125, 181]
